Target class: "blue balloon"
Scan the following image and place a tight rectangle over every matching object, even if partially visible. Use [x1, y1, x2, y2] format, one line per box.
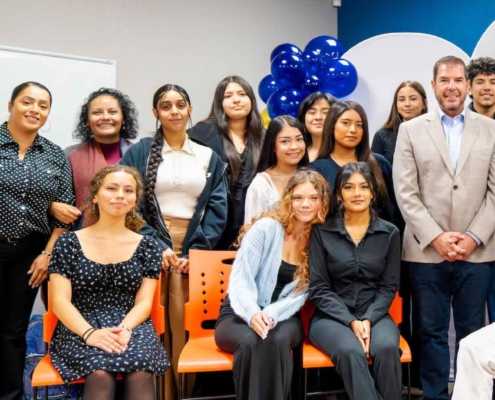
[267, 88, 306, 119]
[302, 50, 323, 75]
[318, 58, 358, 98]
[271, 53, 305, 88]
[304, 35, 345, 60]
[301, 74, 321, 93]
[270, 43, 303, 62]
[258, 74, 280, 104]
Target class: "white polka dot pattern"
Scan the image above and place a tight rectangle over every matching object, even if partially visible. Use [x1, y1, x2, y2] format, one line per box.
[0, 122, 74, 238]
[48, 232, 169, 382]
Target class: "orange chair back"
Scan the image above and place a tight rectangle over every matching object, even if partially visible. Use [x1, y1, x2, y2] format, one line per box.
[389, 292, 402, 325]
[43, 274, 164, 343]
[185, 249, 237, 339]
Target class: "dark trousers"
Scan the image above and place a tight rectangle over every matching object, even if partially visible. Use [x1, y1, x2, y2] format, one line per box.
[409, 260, 491, 400]
[399, 261, 421, 388]
[309, 314, 401, 400]
[0, 236, 46, 400]
[487, 262, 495, 323]
[215, 315, 304, 400]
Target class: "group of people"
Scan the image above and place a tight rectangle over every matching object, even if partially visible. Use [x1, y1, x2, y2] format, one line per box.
[0, 54, 494, 400]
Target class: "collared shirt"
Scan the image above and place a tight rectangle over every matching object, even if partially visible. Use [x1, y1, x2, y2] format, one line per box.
[309, 217, 400, 326]
[438, 107, 466, 174]
[155, 135, 212, 219]
[0, 122, 74, 238]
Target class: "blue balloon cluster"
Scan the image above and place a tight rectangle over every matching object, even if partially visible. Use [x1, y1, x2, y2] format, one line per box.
[259, 36, 358, 119]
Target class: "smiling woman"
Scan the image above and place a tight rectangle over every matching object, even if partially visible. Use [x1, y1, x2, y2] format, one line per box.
[120, 83, 228, 400]
[244, 115, 309, 224]
[49, 88, 140, 229]
[48, 165, 168, 400]
[0, 81, 75, 400]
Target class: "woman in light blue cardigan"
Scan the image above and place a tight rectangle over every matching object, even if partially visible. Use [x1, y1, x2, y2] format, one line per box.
[215, 168, 330, 400]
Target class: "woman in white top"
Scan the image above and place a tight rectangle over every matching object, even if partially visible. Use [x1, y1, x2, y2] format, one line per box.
[244, 115, 308, 224]
[120, 84, 227, 400]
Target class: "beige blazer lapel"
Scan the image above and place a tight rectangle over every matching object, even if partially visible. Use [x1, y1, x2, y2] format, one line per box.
[425, 112, 454, 177]
[456, 109, 480, 177]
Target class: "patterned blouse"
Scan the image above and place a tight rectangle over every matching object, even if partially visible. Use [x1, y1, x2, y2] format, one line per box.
[0, 122, 74, 238]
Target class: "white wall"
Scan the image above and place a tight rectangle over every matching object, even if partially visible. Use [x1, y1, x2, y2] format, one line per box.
[0, 0, 337, 142]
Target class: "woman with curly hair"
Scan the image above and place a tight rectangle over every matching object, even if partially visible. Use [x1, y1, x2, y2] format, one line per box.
[189, 76, 264, 249]
[48, 165, 169, 400]
[50, 88, 140, 227]
[215, 168, 330, 400]
[120, 84, 227, 399]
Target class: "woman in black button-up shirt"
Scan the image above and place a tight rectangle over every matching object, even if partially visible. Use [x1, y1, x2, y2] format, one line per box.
[0, 82, 74, 400]
[309, 162, 401, 400]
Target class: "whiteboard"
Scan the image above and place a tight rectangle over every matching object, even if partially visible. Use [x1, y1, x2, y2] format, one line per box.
[0, 46, 116, 150]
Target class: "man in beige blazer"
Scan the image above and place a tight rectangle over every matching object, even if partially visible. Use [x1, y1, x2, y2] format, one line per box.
[394, 56, 495, 400]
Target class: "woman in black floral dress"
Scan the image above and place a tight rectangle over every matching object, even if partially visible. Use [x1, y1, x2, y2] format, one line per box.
[48, 165, 169, 400]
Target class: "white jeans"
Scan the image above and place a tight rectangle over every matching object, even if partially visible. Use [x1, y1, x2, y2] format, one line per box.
[452, 323, 495, 400]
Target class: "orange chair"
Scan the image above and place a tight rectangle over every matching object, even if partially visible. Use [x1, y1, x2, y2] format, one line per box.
[300, 293, 412, 400]
[32, 274, 165, 400]
[177, 249, 237, 400]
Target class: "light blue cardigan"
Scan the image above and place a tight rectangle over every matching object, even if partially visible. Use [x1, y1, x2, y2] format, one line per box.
[228, 217, 308, 326]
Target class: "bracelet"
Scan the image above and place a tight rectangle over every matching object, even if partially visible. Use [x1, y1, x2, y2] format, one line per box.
[41, 250, 52, 258]
[81, 327, 93, 340]
[84, 329, 97, 344]
[120, 325, 133, 334]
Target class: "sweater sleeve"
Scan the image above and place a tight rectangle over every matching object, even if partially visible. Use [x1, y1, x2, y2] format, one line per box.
[228, 220, 267, 324]
[263, 286, 308, 327]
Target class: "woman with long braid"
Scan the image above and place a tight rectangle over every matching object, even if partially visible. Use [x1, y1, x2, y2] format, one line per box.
[120, 84, 228, 399]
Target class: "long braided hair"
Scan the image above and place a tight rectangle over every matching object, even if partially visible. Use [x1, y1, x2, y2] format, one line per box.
[144, 84, 192, 234]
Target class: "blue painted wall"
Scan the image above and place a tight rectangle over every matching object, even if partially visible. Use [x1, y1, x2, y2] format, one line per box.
[338, 1, 495, 56]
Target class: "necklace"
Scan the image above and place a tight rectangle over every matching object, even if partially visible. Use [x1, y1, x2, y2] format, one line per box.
[229, 131, 246, 153]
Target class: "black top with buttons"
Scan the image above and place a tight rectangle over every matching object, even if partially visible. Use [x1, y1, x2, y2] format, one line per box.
[309, 216, 400, 327]
[0, 122, 74, 238]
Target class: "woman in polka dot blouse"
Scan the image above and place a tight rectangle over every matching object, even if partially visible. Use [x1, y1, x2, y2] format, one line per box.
[48, 165, 169, 400]
[0, 81, 75, 400]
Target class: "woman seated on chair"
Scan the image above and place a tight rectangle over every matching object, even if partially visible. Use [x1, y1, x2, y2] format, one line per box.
[48, 165, 169, 400]
[309, 162, 401, 400]
[215, 168, 330, 400]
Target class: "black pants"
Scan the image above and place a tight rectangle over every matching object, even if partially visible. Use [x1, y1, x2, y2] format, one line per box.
[309, 314, 402, 400]
[409, 260, 491, 400]
[215, 315, 304, 400]
[0, 235, 46, 400]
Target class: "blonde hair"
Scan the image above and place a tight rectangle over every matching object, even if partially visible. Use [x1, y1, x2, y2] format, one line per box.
[83, 165, 145, 232]
[239, 168, 330, 291]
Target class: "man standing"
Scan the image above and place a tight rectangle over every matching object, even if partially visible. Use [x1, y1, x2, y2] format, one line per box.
[467, 57, 495, 120]
[394, 56, 495, 400]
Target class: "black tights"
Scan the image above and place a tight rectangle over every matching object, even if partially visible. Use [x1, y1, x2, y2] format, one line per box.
[83, 370, 155, 400]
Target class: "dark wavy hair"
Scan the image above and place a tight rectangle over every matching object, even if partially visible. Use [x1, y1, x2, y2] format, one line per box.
[297, 91, 337, 146]
[256, 115, 309, 173]
[73, 88, 139, 142]
[333, 162, 379, 219]
[10, 82, 52, 105]
[145, 84, 192, 236]
[319, 101, 388, 207]
[201, 76, 264, 185]
[381, 81, 428, 134]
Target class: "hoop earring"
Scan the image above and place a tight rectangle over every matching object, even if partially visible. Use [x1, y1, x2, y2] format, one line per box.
[40, 120, 51, 133]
